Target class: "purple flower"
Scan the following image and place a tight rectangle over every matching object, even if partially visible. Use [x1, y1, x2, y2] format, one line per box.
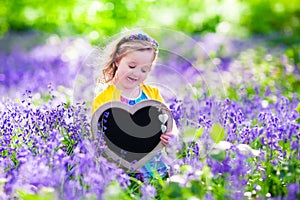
[140, 184, 157, 200]
[287, 183, 300, 200]
[1, 37, 92, 98]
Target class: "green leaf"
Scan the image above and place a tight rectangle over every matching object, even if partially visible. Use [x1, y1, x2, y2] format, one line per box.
[17, 188, 56, 200]
[182, 127, 204, 142]
[103, 181, 130, 200]
[195, 127, 204, 139]
[202, 165, 211, 178]
[164, 182, 183, 198]
[211, 151, 226, 162]
[296, 103, 300, 113]
[190, 180, 205, 198]
[210, 123, 225, 144]
[180, 165, 193, 173]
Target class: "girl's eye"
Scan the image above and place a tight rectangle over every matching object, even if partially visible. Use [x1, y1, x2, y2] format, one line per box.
[129, 65, 135, 69]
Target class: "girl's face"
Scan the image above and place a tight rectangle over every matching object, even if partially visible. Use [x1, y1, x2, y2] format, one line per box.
[114, 50, 154, 91]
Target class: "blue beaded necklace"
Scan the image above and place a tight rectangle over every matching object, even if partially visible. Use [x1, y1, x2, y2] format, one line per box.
[120, 89, 148, 105]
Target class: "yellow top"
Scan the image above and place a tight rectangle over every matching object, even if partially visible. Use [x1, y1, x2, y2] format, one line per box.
[92, 83, 179, 136]
[92, 84, 164, 114]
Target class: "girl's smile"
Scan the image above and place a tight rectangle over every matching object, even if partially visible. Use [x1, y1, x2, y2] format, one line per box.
[127, 76, 138, 82]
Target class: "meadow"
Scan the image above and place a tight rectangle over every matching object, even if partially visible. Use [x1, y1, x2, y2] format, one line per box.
[0, 0, 299, 199]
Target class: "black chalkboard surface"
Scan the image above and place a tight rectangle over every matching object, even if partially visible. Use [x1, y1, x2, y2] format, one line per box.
[91, 100, 173, 170]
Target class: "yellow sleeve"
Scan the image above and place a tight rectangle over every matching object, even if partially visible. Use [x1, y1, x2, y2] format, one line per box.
[91, 85, 122, 114]
[91, 92, 107, 114]
[91, 85, 113, 114]
[142, 84, 164, 102]
[154, 88, 164, 103]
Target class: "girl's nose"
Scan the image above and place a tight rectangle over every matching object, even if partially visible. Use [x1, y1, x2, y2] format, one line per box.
[132, 68, 141, 76]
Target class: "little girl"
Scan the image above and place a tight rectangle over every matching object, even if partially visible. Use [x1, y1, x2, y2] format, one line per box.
[92, 31, 176, 182]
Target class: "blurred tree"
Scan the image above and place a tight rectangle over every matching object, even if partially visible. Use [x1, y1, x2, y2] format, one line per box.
[0, 0, 246, 41]
[0, 0, 299, 44]
[0, 0, 154, 40]
[239, 0, 300, 44]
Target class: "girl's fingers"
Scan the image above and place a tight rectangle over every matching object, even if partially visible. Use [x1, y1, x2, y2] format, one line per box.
[161, 139, 168, 146]
[160, 132, 172, 146]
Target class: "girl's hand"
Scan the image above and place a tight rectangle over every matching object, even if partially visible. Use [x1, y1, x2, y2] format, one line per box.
[160, 131, 172, 146]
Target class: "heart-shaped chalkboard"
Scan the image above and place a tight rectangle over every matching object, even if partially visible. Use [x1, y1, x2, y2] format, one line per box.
[91, 100, 173, 170]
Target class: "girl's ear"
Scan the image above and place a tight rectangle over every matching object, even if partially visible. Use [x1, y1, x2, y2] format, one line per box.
[115, 57, 120, 67]
[114, 61, 118, 67]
